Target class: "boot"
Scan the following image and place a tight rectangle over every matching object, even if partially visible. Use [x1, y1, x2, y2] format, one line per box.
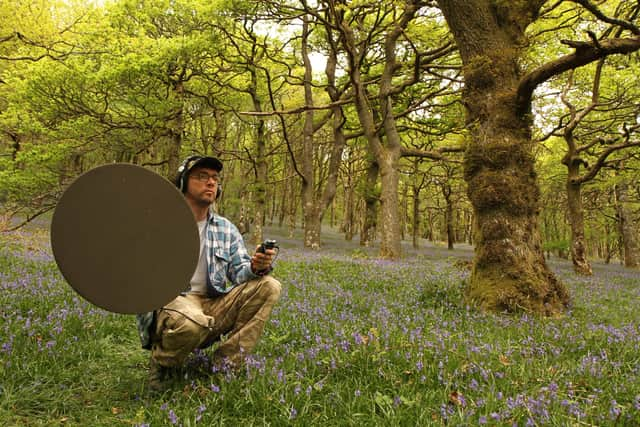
[148, 356, 170, 392]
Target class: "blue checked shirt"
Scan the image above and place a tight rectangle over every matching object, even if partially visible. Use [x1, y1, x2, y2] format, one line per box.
[200, 211, 260, 294]
[136, 210, 262, 349]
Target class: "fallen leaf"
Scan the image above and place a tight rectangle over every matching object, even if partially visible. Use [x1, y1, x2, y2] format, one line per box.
[449, 391, 464, 406]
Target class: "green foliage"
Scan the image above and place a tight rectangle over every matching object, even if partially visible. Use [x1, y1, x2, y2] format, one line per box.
[542, 239, 570, 253]
[1, 0, 639, 264]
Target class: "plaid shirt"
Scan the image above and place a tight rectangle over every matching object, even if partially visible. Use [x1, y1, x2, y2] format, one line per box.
[136, 210, 260, 349]
[200, 211, 259, 294]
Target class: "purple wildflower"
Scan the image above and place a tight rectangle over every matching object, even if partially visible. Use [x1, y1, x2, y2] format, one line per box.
[168, 410, 178, 425]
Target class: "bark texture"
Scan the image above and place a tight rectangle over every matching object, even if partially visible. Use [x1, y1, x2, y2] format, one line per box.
[437, 0, 570, 314]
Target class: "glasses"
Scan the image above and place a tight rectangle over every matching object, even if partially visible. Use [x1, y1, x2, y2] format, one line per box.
[190, 171, 221, 183]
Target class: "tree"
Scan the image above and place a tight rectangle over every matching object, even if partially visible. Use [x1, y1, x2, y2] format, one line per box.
[541, 59, 640, 274]
[436, 0, 640, 314]
[318, 0, 462, 259]
[298, 9, 348, 249]
[614, 165, 640, 268]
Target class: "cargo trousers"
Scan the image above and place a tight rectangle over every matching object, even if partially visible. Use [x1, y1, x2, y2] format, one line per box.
[150, 275, 281, 368]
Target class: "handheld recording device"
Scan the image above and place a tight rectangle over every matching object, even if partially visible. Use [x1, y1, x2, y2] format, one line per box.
[258, 239, 279, 253]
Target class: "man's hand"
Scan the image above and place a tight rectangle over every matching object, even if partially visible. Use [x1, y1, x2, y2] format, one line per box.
[251, 247, 276, 274]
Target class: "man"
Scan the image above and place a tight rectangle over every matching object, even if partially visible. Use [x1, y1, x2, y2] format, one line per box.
[136, 155, 281, 391]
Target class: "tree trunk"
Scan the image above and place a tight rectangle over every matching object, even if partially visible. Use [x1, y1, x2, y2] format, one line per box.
[10, 133, 20, 161]
[300, 16, 320, 249]
[278, 178, 286, 228]
[287, 179, 297, 238]
[248, 68, 266, 247]
[336, 1, 423, 259]
[343, 176, 354, 241]
[438, 0, 570, 314]
[378, 153, 402, 258]
[400, 182, 408, 241]
[412, 183, 421, 249]
[360, 159, 379, 247]
[615, 182, 640, 268]
[211, 109, 226, 154]
[566, 178, 592, 275]
[166, 81, 184, 177]
[301, 15, 346, 249]
[443, 184, 455, 250]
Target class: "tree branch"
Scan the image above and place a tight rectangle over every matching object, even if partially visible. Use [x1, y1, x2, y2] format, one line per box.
[400, 145, 465, 161]
[517, 35, 640, 114]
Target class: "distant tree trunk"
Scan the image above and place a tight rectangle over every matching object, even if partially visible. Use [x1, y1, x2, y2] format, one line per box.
[566, 175, 593, 275]
[211, 109, 226, 154]
[287, 180, 297, 238]
[300, 15, 346, 249]
[166, 81, 184, 176]
[343, 175, 355, 241]
[466, 209, 473, 245]
[424, 209, 434, 241]
[615, 182, 640, 268]
[269, 185, 277, 226]
[300, 17, 321, 249]
[278, 179, 287, 228]
[400, 182, 408, 241]
[412, 184, 421, 249]
[336, 1, 426, 259]
[437, 0, 570, 314]
[248, 67, 266, 247]
[9, 132, 20, 161]
[443, 183, 455, 250]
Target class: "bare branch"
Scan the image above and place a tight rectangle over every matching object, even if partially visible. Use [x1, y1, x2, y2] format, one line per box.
[569, 0, 640, 35]
[517, 35, 640, 113]
[238, 98, 352, 116]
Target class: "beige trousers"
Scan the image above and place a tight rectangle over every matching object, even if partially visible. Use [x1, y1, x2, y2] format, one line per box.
[151, 276, 281, 367]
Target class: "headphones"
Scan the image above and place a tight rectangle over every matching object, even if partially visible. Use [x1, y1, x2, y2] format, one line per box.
[176, 155, 223, 200]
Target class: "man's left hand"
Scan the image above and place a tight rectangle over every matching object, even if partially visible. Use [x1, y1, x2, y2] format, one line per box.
[251, 247, 276, 274]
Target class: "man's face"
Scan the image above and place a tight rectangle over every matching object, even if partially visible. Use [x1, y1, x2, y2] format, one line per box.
[185, 167, 220, 206]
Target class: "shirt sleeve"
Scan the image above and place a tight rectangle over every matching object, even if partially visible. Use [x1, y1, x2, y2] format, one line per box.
[226, 223, 260, 285]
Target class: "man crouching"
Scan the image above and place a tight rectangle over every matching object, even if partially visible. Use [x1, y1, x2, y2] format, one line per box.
[136, 155, 281, 391]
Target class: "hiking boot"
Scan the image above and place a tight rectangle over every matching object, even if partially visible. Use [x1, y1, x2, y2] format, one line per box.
[148, 357, 170, 392]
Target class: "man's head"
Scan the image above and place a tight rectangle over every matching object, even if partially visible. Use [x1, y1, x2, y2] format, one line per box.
[175, 156, 223, 204]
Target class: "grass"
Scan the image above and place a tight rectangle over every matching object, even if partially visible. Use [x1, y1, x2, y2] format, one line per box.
[0, 226, 639, 426]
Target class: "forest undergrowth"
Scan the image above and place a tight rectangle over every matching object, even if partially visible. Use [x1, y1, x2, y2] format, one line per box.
[0, 225, 639, 426]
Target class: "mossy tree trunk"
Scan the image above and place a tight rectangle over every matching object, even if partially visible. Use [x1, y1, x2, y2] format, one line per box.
[360, 158, 379, 247]
[437, 0, 570, 314]
[438, 0, 640, 313]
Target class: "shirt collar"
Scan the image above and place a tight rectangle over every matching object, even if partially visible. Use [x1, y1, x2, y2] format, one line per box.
[206, 209, 220, 225]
